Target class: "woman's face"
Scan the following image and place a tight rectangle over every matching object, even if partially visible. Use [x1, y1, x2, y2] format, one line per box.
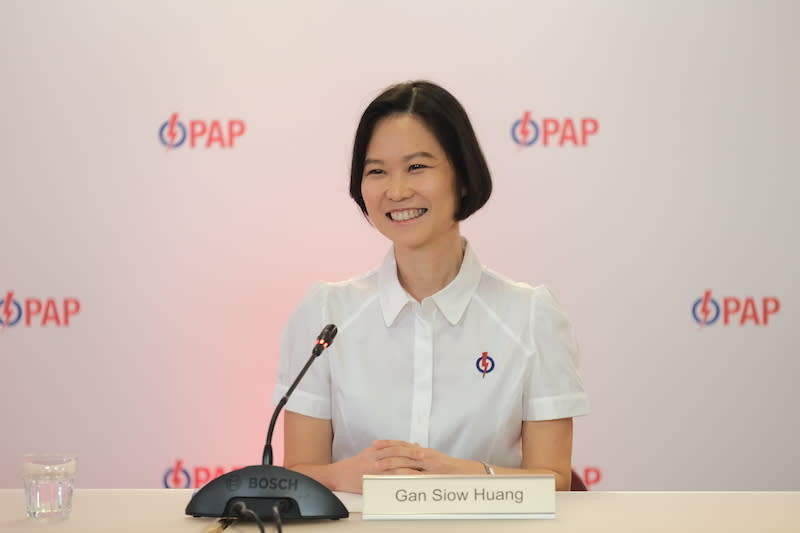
[361, 114, 460, 252]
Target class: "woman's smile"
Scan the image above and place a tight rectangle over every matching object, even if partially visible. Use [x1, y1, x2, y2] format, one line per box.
[387, 208, 428, 222]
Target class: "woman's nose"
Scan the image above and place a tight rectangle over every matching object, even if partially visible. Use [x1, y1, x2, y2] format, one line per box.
[386, 173, 412, 201]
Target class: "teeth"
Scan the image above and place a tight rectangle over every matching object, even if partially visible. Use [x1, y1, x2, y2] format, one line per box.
[389, 209, 427, 221]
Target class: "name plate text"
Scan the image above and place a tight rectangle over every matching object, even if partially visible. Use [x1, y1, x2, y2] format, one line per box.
[362, 474, 555, 520]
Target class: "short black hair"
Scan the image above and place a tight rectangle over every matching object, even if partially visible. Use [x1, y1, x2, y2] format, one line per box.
[349, 80, 492, 221]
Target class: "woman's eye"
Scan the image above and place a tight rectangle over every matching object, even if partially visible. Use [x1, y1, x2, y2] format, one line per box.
[366, 168, 384, 176]
[409, 164, 427, 171]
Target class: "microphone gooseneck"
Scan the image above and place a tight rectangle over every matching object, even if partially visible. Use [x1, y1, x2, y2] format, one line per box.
[186, 324, 347, 521]
[263, 324, 338, 466]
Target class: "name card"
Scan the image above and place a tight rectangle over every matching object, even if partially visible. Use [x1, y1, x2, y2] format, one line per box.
[362, 474, 555, 520]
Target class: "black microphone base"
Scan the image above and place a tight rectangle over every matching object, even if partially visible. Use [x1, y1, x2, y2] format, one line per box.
[185, 465, 348, 520]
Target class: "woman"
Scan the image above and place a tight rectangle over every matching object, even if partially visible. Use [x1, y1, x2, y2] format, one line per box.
[273, 80, 588, 493]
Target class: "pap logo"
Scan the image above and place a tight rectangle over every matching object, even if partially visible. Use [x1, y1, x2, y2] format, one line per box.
[159, 112, 246, 150]
[475, 352, 495, 378]
[577, 466, 603, 489]
[511, 110, 599, 148]
[163, 459, 242, 489]
[692, 290, 781, 327]
[1, 291, 81, 329]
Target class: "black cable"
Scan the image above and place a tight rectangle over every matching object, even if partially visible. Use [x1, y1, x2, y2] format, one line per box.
[271, 503, 283, 533]
[239, 507, 265, 533]
[231, 501, 283, 533]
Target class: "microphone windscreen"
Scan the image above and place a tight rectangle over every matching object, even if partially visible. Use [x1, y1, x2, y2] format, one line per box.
[318, 324, 338, 346]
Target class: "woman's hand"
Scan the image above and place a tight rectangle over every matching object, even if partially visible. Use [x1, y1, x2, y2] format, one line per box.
[336, 438, 481, 492]
[331, 440, 424, 493]
[285, 413, 446, 493]
[372, 440, 483, 475]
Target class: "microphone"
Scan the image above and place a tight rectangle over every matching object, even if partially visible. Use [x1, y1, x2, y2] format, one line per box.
[263, 324, 337, 465]
[186, 324, 347, 521]
[312, 324, 338, 357]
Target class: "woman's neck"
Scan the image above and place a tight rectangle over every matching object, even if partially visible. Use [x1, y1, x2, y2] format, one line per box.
[394, 231, 464, 302]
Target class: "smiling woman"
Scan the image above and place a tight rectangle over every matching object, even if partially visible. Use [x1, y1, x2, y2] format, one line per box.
[360, 114, 462, 293]
[272, 81, 589, 493]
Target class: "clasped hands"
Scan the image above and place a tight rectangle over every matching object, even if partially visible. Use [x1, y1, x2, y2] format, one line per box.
[356, 439, 471, 476]
[336, 439, 481, 493]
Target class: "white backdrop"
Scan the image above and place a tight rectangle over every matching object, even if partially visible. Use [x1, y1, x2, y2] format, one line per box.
[1, 0, 798, 490]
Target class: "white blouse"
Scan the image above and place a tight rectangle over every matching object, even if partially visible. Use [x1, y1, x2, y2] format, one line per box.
[272, 242, 589, 467]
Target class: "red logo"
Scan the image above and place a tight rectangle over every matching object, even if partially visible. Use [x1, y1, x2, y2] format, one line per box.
[159, 113, 246, 150]
[1, 290, 81, 330]
[475, 352, 495, 377]
[163, 459, 241, 489]
[511, 111, 599, 147]
[576, 466, 603, 489]
[692, 290, 781, 327]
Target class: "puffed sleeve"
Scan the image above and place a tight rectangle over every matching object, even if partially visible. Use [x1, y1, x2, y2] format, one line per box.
[523, 286, 589, 420]
[271, 282, 333, 419]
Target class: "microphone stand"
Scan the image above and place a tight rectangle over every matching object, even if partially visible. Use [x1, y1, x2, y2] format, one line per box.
[186, 325, 347, 521]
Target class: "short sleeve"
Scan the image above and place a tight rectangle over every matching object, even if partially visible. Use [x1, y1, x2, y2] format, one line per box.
[523, 286, 589, 421]
[271, 282, 333, 419]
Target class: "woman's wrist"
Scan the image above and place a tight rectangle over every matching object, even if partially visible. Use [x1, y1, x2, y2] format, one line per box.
[332, 456, 359, 493]
[459, 459, 489, 475]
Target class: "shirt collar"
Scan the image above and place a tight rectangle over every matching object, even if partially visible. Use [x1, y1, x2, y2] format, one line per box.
[378, 239, 483, 327]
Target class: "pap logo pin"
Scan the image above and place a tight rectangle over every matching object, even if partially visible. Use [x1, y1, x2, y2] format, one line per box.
[475, 352, 495, 378]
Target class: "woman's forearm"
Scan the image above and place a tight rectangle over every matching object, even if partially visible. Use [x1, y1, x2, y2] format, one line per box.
[286, 457, 360, 494]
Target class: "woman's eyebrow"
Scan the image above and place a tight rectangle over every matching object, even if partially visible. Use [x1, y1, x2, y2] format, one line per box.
[403, 151, 436, 161]
[365, 152, 437, 166]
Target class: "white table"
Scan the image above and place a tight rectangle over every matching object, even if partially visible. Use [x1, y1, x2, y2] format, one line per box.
[1, 489, 799, 532]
